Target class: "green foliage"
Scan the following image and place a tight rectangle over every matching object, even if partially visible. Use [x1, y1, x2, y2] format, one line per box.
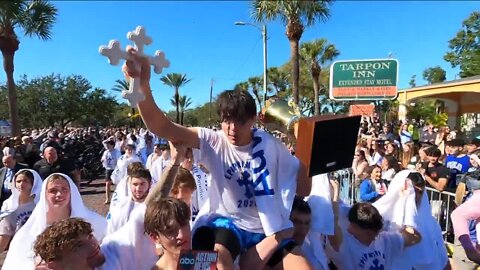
[0, 0, 58, 135]
[300, 38, 339, 115]
[444, 11, 480, 78]
[422, 66, 446, 84]
[0, 0, 58, 41]
[251, 0, 333, 105]
[407, 99, 447, 126]
[0, 74, 119, 128]
[267, 67, 289, 96]
[409, 75, 416, 88]
[160, 73, 191, 124]
[182, 102, 220, 127]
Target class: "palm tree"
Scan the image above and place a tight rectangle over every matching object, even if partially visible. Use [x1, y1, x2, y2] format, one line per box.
[300, 38, 339, 115]
[171, 95, 192, 125]
[252, 0, 332, 106]
[0, 0, 57, 135]
[111, 79, 136, 119]
[234, 81, 249, 92]
[267, 67, 289, 96]
[161, 73, 191, 124]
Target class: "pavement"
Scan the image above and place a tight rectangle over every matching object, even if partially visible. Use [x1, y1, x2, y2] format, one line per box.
[0, 177, 110, 266]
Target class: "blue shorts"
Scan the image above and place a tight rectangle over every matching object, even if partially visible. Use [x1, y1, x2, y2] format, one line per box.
[208, 216, 266, 251]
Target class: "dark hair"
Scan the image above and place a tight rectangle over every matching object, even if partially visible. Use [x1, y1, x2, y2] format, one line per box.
[15, 170, 34, 186]
[291, 196, 311, 215]
[127, 162, 144, 176]
[106, 140, 115, 147]
[144, 197, 191, 236]
[364, 165, 381, 177]
[216, 89, 257, 124]
[171, 167, 196, 195]
[384, 155, 402, 172]
[125, 143, 136, 150]
[446, 138, 465, 147]
[424, 146, 442, 158]
[348, 203, 383, 233]
[408, 172, 425, 189]
[129, 167, 152, 184]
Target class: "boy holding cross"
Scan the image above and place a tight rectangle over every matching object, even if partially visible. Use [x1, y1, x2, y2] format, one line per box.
[123, 47, 312, 270]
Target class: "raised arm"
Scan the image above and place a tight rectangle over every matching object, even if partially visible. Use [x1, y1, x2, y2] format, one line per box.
[123, 48, 200, 149]
[328, 178, 343, 252]
[145, 141, 185, 205]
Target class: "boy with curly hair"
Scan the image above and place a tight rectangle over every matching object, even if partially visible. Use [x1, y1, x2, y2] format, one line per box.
[34, 217, 105, 270]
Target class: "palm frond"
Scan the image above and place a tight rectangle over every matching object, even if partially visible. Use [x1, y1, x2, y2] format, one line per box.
[112, 79, 129, 92]
[18, 0, 57, 40]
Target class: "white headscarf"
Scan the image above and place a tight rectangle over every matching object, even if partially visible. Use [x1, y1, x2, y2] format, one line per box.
[2, 173, 107, 270]
[0, 169, 42, 218]
[373, 170, 446, 269]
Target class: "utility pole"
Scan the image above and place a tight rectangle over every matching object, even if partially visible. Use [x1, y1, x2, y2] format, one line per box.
[209, 79, 214, 127]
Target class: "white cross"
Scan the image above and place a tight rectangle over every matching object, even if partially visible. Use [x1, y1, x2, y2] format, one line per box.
[99, 26, 170, 108]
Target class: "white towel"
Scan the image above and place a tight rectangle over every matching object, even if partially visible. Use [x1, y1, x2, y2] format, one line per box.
[99, 204, 157, 270]
[373, 170, 446, 269]
[306, 173, 334, 235]
[3, 173, 107, 270]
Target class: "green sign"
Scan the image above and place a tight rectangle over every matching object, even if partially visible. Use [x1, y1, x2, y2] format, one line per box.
[329, 59, 399, 100]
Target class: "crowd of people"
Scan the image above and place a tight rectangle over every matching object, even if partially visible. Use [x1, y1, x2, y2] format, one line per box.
[0, 48, 479, 269]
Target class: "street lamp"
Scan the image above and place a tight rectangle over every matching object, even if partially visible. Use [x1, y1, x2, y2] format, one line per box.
[234, 21, 268, 106]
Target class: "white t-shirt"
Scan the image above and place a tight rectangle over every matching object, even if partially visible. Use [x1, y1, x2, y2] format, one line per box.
[107, 200, 142, 235]
[329, 229, 404, 270]
[0, 201, 35, 236]
[150, 155, 170, 187]
[111, 154, 141, 185]
[101, 149, 121, 170]
[197, 128, 263, 233]
[190, 165, 211, 221]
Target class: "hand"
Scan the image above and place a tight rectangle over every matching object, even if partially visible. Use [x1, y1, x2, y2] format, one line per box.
[169, 141, 186, 165]
[378, 188, 386, 195]
[274, 227, 295, 243]
[330, 179, 340, 202]
[122, 46, 151, 89]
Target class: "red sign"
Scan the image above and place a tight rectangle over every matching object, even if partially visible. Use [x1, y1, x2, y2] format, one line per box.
[349, 104, 375, 117]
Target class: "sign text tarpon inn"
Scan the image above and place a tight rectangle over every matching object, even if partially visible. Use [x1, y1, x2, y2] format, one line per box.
[329, 59, 399, 101]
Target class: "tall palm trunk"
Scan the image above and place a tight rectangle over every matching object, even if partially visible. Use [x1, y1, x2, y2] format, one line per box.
[311, 63, 321, 115]
[287, 21, 303, 106]
[2, 50, 20, 136]
[289, 39, 300, 105]
[174, 88, 180, 124]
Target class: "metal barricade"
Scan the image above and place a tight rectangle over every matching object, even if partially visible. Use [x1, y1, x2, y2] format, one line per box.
[336, 168, 357, 206]
[334, 169, 455, 243]
[425, 187, 456, 242]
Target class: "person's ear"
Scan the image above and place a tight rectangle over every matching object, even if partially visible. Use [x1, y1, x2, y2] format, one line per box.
[148, 232, 160, 242]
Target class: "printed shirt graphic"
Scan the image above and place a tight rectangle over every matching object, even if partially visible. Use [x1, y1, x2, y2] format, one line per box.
[0, 201, 36, 236]
[197, 128, 273, 233]
[191, 165, 211, 221]
[445, 155, 471, 187]
[331, 230, 404, 270]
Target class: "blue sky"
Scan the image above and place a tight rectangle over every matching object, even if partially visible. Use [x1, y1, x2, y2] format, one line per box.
[4, 1, 478, 111]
